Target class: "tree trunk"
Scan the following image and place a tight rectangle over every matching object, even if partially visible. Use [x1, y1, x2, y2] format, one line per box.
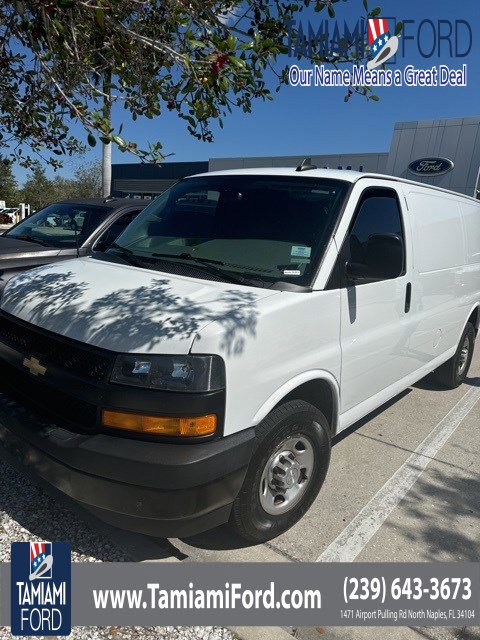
[102, 135, 111, 198]
[102, 71, 112, 198]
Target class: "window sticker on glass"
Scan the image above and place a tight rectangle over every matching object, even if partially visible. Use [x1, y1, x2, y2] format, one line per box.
[291, 257, 310, 265]
[283, 269, 301, 276]
[291, 245, 311, 258]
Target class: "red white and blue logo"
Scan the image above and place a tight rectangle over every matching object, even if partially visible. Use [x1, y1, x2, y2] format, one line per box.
[367, 18, 400, 70]
[29, 542, 53, 581]
[11, 541, 71, 636]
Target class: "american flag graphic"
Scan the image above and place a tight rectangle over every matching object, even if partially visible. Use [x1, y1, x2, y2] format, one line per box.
[30, 542, 51, 577]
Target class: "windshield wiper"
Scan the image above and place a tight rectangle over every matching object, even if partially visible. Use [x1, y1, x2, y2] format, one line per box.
[151, 252, 260, 287]
[110, 242, 134, 255]
[108, 243, 146, 268]
[110, 246, 262, 286]
[152, 252, 224, 265]
[16, 234, 51, 247]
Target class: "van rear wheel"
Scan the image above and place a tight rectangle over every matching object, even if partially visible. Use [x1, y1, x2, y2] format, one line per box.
[230, 400, 331, 543]
[432, 322, 476, 390]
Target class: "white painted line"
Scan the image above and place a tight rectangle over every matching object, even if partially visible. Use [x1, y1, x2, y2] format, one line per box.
[231, 626, 293, 640]
[141, 556, 181, 563]
[317, 381, 480, 563]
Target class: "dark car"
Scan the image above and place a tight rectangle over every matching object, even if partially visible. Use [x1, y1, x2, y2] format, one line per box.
[0, 198, 146, 289]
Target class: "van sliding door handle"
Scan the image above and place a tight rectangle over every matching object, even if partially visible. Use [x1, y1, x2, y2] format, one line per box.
[405, 282, 412, 313]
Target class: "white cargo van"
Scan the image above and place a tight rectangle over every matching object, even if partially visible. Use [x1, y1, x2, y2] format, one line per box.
[0, 167, 478, 542]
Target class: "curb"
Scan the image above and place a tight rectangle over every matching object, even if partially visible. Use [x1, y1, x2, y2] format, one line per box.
[230, 626, 294, 640]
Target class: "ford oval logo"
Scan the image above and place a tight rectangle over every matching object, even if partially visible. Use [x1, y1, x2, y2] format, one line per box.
[408, 157, 454, 177]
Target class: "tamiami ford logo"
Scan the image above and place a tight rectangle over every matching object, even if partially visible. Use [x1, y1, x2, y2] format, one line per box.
[11, 541, 71, 636]
[367, 19, 399, 70]
[287, 13, 470, 89]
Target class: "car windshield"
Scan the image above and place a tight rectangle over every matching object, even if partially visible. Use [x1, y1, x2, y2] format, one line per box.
[6, 203, 111, 248]
[110, 175, 350, 287]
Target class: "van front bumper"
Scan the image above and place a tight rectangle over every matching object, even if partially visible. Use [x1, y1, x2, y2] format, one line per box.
[0, 393, 255, 537]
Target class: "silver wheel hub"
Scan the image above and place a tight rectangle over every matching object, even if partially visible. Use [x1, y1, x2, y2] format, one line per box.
[458, 337, 470, 374]
[259, 435, 314, 515]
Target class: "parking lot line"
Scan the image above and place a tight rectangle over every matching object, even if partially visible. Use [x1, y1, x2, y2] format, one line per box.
[316, 379, 480, 563]
[231, 626, 293, 640]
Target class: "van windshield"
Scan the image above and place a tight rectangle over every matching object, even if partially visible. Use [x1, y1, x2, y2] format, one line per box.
[109, 175, 349, 287]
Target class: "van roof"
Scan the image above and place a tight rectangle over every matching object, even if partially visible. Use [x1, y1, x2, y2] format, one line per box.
[190, 168, 479, 203]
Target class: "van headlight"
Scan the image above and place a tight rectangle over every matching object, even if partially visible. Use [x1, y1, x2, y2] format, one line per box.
[110, 354, 225, 392]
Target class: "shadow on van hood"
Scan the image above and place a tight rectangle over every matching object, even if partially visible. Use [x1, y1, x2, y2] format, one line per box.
[0, 258, 278, 355]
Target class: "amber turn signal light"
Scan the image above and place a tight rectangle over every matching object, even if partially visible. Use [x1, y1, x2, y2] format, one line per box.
[102, 409, 217, 437]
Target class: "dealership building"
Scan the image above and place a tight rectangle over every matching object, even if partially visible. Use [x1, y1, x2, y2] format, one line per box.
[111, 115, 480, 199]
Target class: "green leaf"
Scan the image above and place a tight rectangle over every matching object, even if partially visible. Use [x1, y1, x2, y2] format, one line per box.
[87, 133, 96, 147]
[370, 94, 380, 101]
[113, 135, 126, 148]
[395, 21, 403, 35]
[230, 56, 246, 69]
[363, 0, 369, 11]
[96, 8, 104, 28]
[189, 40, 206, 48]
[328, 5, 335, 18]
[370, 7, 381, 17]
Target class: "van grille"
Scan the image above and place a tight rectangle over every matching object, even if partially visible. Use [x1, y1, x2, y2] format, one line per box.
[0, 313, 112, 381]
[0, 358, 98, 433]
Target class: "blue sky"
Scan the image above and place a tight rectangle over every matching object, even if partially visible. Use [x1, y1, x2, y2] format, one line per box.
[13, 0, 480, 184]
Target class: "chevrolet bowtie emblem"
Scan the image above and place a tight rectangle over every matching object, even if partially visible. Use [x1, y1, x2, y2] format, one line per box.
[23, 356, 47, 377]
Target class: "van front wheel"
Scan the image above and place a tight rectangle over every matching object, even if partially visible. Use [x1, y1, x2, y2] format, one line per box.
[230, 400, 331, 543]
[432, 322, 476, 389]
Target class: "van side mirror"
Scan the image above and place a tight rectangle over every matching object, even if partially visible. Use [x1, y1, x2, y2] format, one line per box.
[346, 233, 404, 284]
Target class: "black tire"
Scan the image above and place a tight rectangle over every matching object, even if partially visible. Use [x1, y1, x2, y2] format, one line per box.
[230, 400, 331, 543]
[432, 322, 476, 390]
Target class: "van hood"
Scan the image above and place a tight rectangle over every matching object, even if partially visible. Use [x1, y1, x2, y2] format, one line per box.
[0, 258, 278, 354]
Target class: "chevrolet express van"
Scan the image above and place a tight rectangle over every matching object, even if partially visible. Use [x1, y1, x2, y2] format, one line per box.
[0, 168, 478, 542]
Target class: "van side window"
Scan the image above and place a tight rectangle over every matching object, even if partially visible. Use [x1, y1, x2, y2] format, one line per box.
[347, 189, 405, 281]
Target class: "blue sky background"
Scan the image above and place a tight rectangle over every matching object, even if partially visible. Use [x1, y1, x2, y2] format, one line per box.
[13, 0, 480, 184]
